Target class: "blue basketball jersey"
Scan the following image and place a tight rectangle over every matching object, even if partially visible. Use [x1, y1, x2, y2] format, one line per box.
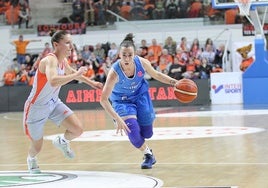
[110, 56, 149, 102]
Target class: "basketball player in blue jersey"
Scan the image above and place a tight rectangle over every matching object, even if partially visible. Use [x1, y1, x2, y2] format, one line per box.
[100, 33, 179, 169]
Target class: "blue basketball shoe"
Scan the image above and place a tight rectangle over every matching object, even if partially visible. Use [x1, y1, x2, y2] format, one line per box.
[141, 152, 156, 169]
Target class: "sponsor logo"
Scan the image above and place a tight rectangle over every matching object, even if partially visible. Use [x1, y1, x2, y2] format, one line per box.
[0, 171, 163, 188]
[0, 171, 76, 187]
[212, 83, 242, 94]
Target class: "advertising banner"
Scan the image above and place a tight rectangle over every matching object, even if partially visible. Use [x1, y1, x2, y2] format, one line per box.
[37, 23, 86, 36]
[210, 72, 243, 104]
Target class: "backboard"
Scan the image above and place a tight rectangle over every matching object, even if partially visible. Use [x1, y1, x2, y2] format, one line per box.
[212, 0, 268, 9]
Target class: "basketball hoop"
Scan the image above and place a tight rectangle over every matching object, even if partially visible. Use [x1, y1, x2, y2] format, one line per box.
[234, 0, 252, 16]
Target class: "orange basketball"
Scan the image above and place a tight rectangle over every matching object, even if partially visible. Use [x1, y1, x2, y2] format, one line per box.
[174, 78, 198, 103]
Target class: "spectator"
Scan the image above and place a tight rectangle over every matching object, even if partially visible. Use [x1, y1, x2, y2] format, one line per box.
[93, 43, 106, 63]
[18, 0, 30, 29]
[225, 8, 239, 24]
[145, 48, 158, 69]
[130, 0, 146, 20]
[168, 56, 185, 80]
[148, 38, 162, 65]
[70, 0, 85, 23]
[175, 47, 189, 65]
[88, 53, 101, 76]
[41, 42, 52, 58]
[212, 43, 225, 70]
[107, 0, 121, 24]
[157, 56, 171, 74]
[144, 0, 155, 20]
[159, 48, 173, 65]
[165, 0, 178, 19]
[196, 57, 212, 79]
[189, 38, 202, 59]
[83, 63, 95, 80]
[177, 36, 190, 53]
[24, 54, 34, 70]
[2, 65, 16, 86]
[81, 45, 93, 64]
[178, 0, 189, 18]
[0, 0, 10, 16]
[139, 39, 148, 58]
[75, 53, 85, 69]
[163, 36, 177, 57]
[203, 37, 216, 52]
[85, 0, 96, 26]
[182, 57, 199, 79]
[103, 56, 113, 76]
[200, 43, 216, 65]
[95, 0, 106, 25]
[10, 34, 41, 64]
[107, 42, 118, 63]
[5, 4, 20, 25]
[188, 0, 202, 18]
[152, 0, 165, 19]
[14, 63, 29, 85]
[120, 0, 132, 20]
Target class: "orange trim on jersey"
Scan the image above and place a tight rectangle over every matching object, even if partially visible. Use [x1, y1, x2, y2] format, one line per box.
[24, 101, 33, 140]
[31, 69, 48, 104]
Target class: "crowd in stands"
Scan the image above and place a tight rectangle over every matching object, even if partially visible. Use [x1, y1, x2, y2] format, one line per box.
[65, 0, 246, 25]
[0, 0, 247, 28]
[1, 0, 31, 28]
[2, 35, 226, 87]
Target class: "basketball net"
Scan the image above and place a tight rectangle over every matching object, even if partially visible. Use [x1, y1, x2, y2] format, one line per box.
[234, 0, 252, 16]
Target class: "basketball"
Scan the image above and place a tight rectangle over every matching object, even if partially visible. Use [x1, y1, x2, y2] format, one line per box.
[174, 78, 198, 103]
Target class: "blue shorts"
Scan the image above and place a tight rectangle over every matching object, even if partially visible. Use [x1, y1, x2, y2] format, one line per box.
[112, 92, 155, 126]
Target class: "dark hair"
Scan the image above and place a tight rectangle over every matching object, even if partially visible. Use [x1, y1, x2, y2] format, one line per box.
[49, 29, 69, 46]
[120, 33, 136, 50]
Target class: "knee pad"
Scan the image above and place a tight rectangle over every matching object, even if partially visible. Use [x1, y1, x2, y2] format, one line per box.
[140, 125, 153, 139]
[125, 118, 144, 148]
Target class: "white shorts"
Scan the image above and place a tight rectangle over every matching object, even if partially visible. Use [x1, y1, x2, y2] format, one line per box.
[23, 99, 73, 141]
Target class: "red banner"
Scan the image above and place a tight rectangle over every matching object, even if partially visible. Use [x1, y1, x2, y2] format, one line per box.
[37, 23, 86, 36]
[243, 23, 268, 36]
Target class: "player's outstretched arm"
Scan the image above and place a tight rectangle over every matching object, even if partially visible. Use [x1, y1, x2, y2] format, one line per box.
[139, 57, 178, 87]
[64, 61, 103, 89]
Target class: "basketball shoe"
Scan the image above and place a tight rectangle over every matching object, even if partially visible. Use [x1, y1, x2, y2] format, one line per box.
[27, 156, 41, 174]
[52, 136, 75, 159]
[141, 152, 156, 169]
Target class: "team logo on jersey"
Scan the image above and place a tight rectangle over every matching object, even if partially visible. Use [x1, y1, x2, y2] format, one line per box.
[137, 71, 143, 77]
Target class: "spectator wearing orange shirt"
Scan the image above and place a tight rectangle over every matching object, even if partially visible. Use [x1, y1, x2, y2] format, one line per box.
[83, 63, 95, 81]
[156, 56, 172, 74]
[148, 38, 162, 65]
[159, 48, 173, 65]
[225, 8, 239, 24]
[145, 48, 158, 69]
[188, 0, 202, 18]
[182, 57, 199, 79]
[2, 66, 16, 86]
[11, 35, 41, 64]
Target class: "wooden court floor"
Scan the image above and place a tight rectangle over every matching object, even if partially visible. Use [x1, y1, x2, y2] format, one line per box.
[1, 104, 268, 188]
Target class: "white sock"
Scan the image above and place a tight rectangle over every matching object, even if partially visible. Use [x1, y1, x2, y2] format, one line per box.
[60, 135, 70, 143]
[143, 146, 152, 155]
[27, 155, 36, 160]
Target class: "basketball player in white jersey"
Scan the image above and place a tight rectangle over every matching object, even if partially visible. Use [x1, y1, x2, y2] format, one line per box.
[23, 30, 103, 174]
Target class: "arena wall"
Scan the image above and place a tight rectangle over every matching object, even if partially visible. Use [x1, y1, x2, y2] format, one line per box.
[0, 80, 210, 112]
